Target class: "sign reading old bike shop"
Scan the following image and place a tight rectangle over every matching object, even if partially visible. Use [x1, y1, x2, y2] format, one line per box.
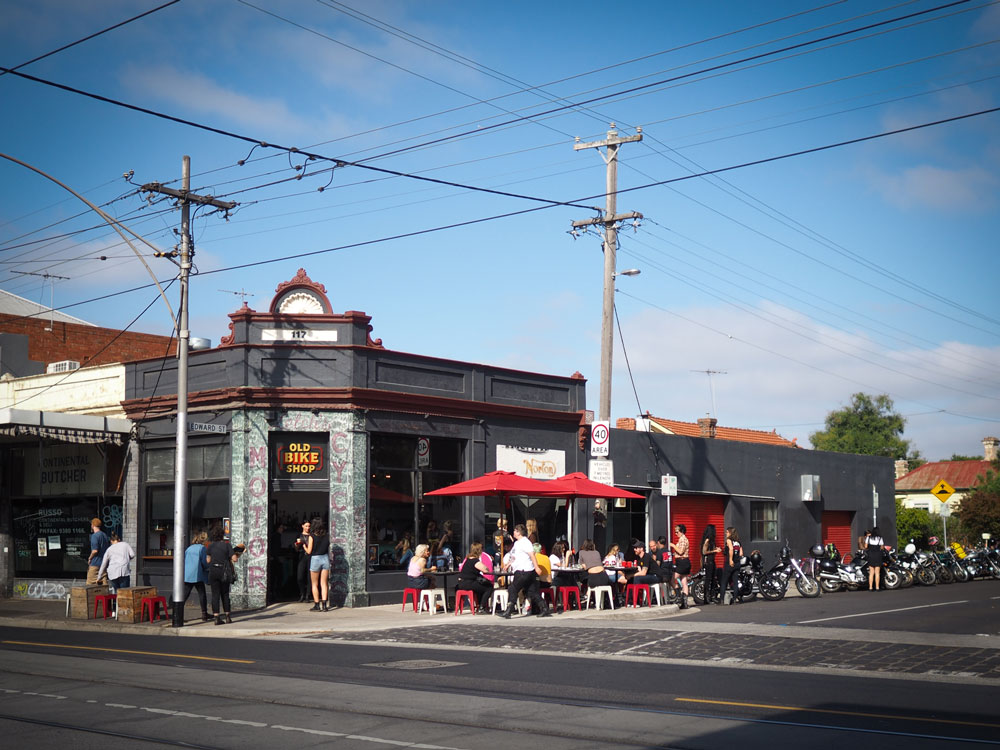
[271, 434, 329, 479]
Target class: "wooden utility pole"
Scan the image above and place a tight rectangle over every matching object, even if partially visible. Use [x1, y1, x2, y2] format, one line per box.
[142, 158, 234, 627]
[572, 124, 643, 425]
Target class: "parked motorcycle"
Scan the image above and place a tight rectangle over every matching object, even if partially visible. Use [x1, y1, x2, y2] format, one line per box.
[693, 551, 764, 604]
[883, 547, 913, 588]
[848, 548, 902, 590]
[811, 544, 866, 593]
[897, 543, 936, 586]
[760, 542, 820, 600]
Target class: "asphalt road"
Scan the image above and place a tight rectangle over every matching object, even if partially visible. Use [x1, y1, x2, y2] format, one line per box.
[1, 579, 999, 749]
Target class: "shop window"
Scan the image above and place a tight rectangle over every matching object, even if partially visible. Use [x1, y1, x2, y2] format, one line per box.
[146, 481, 229, 557]
[12, 496, 105, 577]
[144, 444, 231, 482]
[751, 501, 779, 542]
[368, 434, 463, 572]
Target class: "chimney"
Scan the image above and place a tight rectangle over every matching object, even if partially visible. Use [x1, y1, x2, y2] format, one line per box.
[984, 437, 999, 462]
[894, 459, 909, 479]
[698, 416, 718, 439]
[616, 417, 636, 431]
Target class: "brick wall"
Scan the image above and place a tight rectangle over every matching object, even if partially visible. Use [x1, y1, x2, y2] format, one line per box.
[0, 314, 176, 367]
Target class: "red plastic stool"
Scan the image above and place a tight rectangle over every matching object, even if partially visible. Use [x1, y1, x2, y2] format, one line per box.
[539, 587, 556, 609]
[140, 596, 168, 622]
[454, 589, 476, 615]
[94, 593, 116, 619]
[625, 583, 652, 607]
[556, 586, 581, 611]
[402, 588, 420, 612]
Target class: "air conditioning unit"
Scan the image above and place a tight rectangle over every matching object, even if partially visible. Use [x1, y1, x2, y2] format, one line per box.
[47, 360, 81, 374]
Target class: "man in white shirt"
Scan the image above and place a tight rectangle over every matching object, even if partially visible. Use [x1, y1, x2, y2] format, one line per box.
[496, 523, 551, 619]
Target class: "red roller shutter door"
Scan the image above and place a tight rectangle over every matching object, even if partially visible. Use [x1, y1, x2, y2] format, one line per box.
[822, 511, 854, 562]
[668, 495, 725, 571]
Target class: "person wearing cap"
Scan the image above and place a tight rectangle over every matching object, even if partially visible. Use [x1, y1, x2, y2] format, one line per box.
[495, 523, 551, 619]
[87, 517, 111, 585]
[631, 540, 662, 603]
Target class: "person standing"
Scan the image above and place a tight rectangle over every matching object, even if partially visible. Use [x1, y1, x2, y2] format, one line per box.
[97, 532, 134, 595]
[670, 524, 691, 609]
[206, 525, 237, 625]
[495, 523, 551, 619]
[294, 520, 312, 602]
[183, 531, 211, 622]
[720, 527, 743, 605]
[87, 517, 111, 585]
[865, 526, 886, 591]
[700, 524, 721, 604]
[304, 518, 331, 611]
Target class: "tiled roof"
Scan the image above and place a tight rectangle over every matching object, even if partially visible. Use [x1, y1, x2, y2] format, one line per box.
[647, 417, 798, 447]
[895, 460, 994, 491]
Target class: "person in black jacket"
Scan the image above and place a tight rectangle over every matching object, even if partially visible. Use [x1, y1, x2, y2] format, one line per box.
[206, 525, 237, 625]
[455, 542, 493, 613]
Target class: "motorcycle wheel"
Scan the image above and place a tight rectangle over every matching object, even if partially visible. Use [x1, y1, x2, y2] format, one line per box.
[951, 565, 969, 583]
[760, 573, 786, 601]
[916, 567, 936, 586]
[795, 576, 821, 598]
[739, 573, 757, 602]
[846, 582, 860, 591]
[937, 566, 954, 584]
[691, 579, 706, 605]
[900, 569, 914, 588]
[820, 578, 842, 593]
[884, 569, 901, 590]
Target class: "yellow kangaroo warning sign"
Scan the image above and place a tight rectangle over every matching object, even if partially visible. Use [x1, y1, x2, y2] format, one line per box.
[931, 479, 955, 503]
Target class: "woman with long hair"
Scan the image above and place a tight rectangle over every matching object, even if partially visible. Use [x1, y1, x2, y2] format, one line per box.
[700, 525, 721, 604]
[720, 527, 743, 605]
[304, 517, 330, 611]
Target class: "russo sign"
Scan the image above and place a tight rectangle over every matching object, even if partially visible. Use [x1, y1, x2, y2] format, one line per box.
[272, 434, 329, 479]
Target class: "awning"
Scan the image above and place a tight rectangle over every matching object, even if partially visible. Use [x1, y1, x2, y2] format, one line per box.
[0, 408, 130, 445]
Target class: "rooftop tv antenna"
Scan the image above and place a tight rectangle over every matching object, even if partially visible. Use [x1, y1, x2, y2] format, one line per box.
[11, 270, 70, 331]
[691, 369, 727, 418]
[219, 288, 254, 304]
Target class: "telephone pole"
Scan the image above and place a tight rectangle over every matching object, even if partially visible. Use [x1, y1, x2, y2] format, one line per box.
[142, 157, 234, 627]
[572, 124, 643, 425]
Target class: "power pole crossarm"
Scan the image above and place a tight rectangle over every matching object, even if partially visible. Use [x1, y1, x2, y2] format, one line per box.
[571, 123, 643, 425]
[140, 182, 236, 211]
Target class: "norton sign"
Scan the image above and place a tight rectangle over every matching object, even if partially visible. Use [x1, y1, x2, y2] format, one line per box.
[277, 440, 325, 476]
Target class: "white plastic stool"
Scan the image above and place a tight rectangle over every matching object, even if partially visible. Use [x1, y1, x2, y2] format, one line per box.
[586, 585, 615, 610]
[491, 589, 508, 614]
[418, 589, 446, 614]
[650, 583, 666, 606]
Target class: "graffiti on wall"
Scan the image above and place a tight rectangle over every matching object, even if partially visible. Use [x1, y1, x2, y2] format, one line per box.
[13, 580, 70, 599]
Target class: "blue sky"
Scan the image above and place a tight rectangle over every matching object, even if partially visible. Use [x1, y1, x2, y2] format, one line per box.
[2, 0, 999, 461]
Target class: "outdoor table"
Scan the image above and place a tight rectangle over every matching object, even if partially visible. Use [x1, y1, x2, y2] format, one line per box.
[422, 568, 461, 607]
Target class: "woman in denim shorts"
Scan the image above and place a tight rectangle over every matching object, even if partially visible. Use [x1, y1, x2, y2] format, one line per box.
[305, 518, 331, 611]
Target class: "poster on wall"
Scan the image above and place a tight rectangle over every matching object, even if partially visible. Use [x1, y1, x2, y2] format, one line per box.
[47, 535, 61, 550]
[496, 445, 565, 480]
[37, 538, 47, 557]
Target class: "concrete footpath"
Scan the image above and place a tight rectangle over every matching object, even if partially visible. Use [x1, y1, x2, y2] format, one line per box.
[0, 595, 676, 638]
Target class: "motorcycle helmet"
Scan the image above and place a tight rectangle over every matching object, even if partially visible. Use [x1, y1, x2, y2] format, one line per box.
[928, 536, 939, 547]
[819, 559, 838, 572]
[749, 550, 763, 567]
[809, 544, 825, 559]
[904, 543, 916, 555]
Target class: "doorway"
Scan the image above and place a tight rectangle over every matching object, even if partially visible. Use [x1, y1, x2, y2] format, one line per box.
[268, 490, 328, 603]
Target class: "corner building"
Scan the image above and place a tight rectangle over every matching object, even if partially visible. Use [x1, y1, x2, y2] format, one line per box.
[122, 269, 587, 609]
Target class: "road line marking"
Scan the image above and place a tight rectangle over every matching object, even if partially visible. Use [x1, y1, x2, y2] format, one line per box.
[796, 599, 968, 624]
[1, 640, 254, 664]
[676, 697, 1000, 729]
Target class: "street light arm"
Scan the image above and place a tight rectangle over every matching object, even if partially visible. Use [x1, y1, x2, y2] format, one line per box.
[0, 152, 177, 328]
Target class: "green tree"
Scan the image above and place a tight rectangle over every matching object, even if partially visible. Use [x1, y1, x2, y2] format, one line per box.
[949, 454, 981, 461]
[955, 466, 1000, 542]
[895, 498, 942, 549]
[810, 393, 912, 458]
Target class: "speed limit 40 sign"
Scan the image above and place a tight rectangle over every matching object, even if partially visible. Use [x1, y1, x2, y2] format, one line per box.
[591, 421, 610, 457]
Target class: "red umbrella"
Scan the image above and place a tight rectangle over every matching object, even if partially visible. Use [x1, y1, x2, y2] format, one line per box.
[424, 471, 555, 560]
[423, 470, 554, 498]
[534, 472, 644, 499]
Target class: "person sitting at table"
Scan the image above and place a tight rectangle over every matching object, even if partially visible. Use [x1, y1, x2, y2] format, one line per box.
[407, 543, 437, 590]
[455, 542, 493, 613]
[603, 543, 627, 594]
[631, 539, 663, 604]
[395, 530, 414, 567]
[549, 541, 577, 610]
[578, 538, 612, 600]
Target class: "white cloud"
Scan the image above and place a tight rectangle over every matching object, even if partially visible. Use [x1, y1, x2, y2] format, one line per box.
[118, 63, 350, 140]
[862, 164, 996, 212]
